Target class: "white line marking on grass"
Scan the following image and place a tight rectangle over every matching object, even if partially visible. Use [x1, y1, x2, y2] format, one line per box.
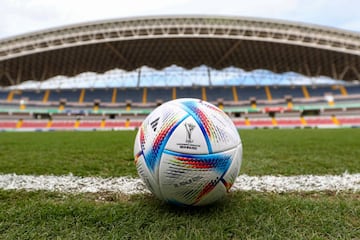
[0, 173, 359, 194]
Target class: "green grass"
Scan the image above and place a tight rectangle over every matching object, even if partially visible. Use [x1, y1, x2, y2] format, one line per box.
[0, 129, 359, 177]
[0, 129, 359, 239]
[0, 190, 359, 239]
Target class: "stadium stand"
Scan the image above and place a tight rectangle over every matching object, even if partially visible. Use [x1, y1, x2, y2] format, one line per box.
[1, 84, 360, 131]
[206, 86, 234, 102]
[270, 86, 305, 100]
[0, 90, 8, 100]
[115, 88, 143, 104]
[176, 87, 203, 99]
[48, 89, 80, 103]
[147, 87, 173, 103]
[83, 89, 113, 103]
[237, 86, 268, 101]
[345, 85, 360, 95]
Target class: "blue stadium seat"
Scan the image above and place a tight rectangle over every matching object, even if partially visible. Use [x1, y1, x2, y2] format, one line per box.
[237, 86, 267, 101]
[307, 86, 336, 97]
[147, 88, 172, 103]
[84, 89, 113, 103]
[206, 86, 234, 101]
[48, 89, 80, 102]
[116, 88, 143, 103]
[345, 85, 360, 95]
[270, 86, 304, 99]
[176, 87, 202, 99]
[0, 90, 9, 100]
[20, 90, 44, 101]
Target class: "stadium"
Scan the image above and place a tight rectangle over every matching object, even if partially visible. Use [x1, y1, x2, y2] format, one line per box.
[0, 15, 359, 239]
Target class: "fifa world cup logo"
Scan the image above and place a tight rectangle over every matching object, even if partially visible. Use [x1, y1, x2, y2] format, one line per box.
[185, 122, 195, 143]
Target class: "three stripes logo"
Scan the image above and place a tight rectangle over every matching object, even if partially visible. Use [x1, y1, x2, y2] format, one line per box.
[150, 117, 160, 131]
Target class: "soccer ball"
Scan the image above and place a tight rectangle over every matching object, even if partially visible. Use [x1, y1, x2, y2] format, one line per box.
[133, 98, 242, 206]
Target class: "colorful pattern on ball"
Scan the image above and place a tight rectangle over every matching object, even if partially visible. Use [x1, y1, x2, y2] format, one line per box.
[133, 98, 242, 206]
[180, 100, 215, 153]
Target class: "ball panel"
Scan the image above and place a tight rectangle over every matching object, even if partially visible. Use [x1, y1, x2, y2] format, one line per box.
[221, 143, 243, 191]
[134, 152, 163, 198]
[165, 115, 209, 154]
[158, 147, 240, 205]
[177, 98, 241, 153]
[135, 103, 188, 174]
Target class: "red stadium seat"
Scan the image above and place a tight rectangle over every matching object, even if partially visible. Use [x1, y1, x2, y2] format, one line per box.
[51, 121, 76, 129]
[78, 121, 101, 128]
[21, 120, 48, 128]
[0, 121, 17, 129]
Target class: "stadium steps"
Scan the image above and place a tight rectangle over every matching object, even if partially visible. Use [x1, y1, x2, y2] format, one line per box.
[201, 87, 207, 101]
[100, 119, 106, 128]
[340, 86, 348, 96]
[331, 115, 340, 125]
[79, 89, 85, 103]
[16, 119, 23, 128]
[112, 89, 117, 103]
[42, 90, 50, 103]
[302, 86, 310, 99]
[271, 117, 277, 126]
[7, 91, 15, 102]
[265, 86, 272, 101]
[232, 86, 238, 102]
[300, 116, 307, 126]
[47, 120, 52, 128]
[245, 117, 251, 126]
[172, 87, 176, 100]
[142, 88, 147, 104]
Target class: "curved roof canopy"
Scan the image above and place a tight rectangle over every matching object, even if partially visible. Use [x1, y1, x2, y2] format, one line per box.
[1, 15, 360, 86]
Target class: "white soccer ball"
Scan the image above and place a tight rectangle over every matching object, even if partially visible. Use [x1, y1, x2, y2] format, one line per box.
[133, 98, 242, 206]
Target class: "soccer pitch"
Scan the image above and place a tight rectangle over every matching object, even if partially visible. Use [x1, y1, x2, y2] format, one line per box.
[0, 129, 359, 239]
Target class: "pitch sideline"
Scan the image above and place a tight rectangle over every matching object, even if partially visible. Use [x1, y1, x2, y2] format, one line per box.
[1, 173, 359, 194]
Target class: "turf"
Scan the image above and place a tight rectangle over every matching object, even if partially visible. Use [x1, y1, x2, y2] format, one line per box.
[0, 128, 360, 239]
[0, 190, 359, 239]
[0, 129, 359, 177]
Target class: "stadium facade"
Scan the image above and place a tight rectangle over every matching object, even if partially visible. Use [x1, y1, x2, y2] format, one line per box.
[2, 15, 360, 86]
[0, 15, 360, 131]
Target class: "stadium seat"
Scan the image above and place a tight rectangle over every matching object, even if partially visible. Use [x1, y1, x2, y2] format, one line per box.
[78, 121, 102, 128]
[83, 89, 113, 103]
[147, 88, 172, 103]
[21, 120, 48, 128]
[276, 118, 302, 127]
[303, 116, 334, 127]
[176, 87, 202, 99]
[337, 116, 360, 126]
[48, 89, 80, 103]
[116, 88, 143, 103]
[104, 120, 126, 128]
[237, 86, 267, 101]
[20, 90, 44, 102]
[0, 121, 17, 129]
[51, 121, 76, 129]
[0, 90, 8, 100]
[206, 86, 234, 102]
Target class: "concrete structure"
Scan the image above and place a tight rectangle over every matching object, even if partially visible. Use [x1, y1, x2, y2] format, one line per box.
[1, 15, 360, 86]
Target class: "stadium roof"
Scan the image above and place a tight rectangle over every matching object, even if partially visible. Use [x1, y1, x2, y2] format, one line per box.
[1, 15, 360, 87]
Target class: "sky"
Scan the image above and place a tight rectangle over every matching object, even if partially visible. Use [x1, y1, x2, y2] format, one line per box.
[1, 0, 360, 39]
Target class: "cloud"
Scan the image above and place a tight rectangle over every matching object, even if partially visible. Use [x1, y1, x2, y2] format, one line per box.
[0, 0, 359, 38]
